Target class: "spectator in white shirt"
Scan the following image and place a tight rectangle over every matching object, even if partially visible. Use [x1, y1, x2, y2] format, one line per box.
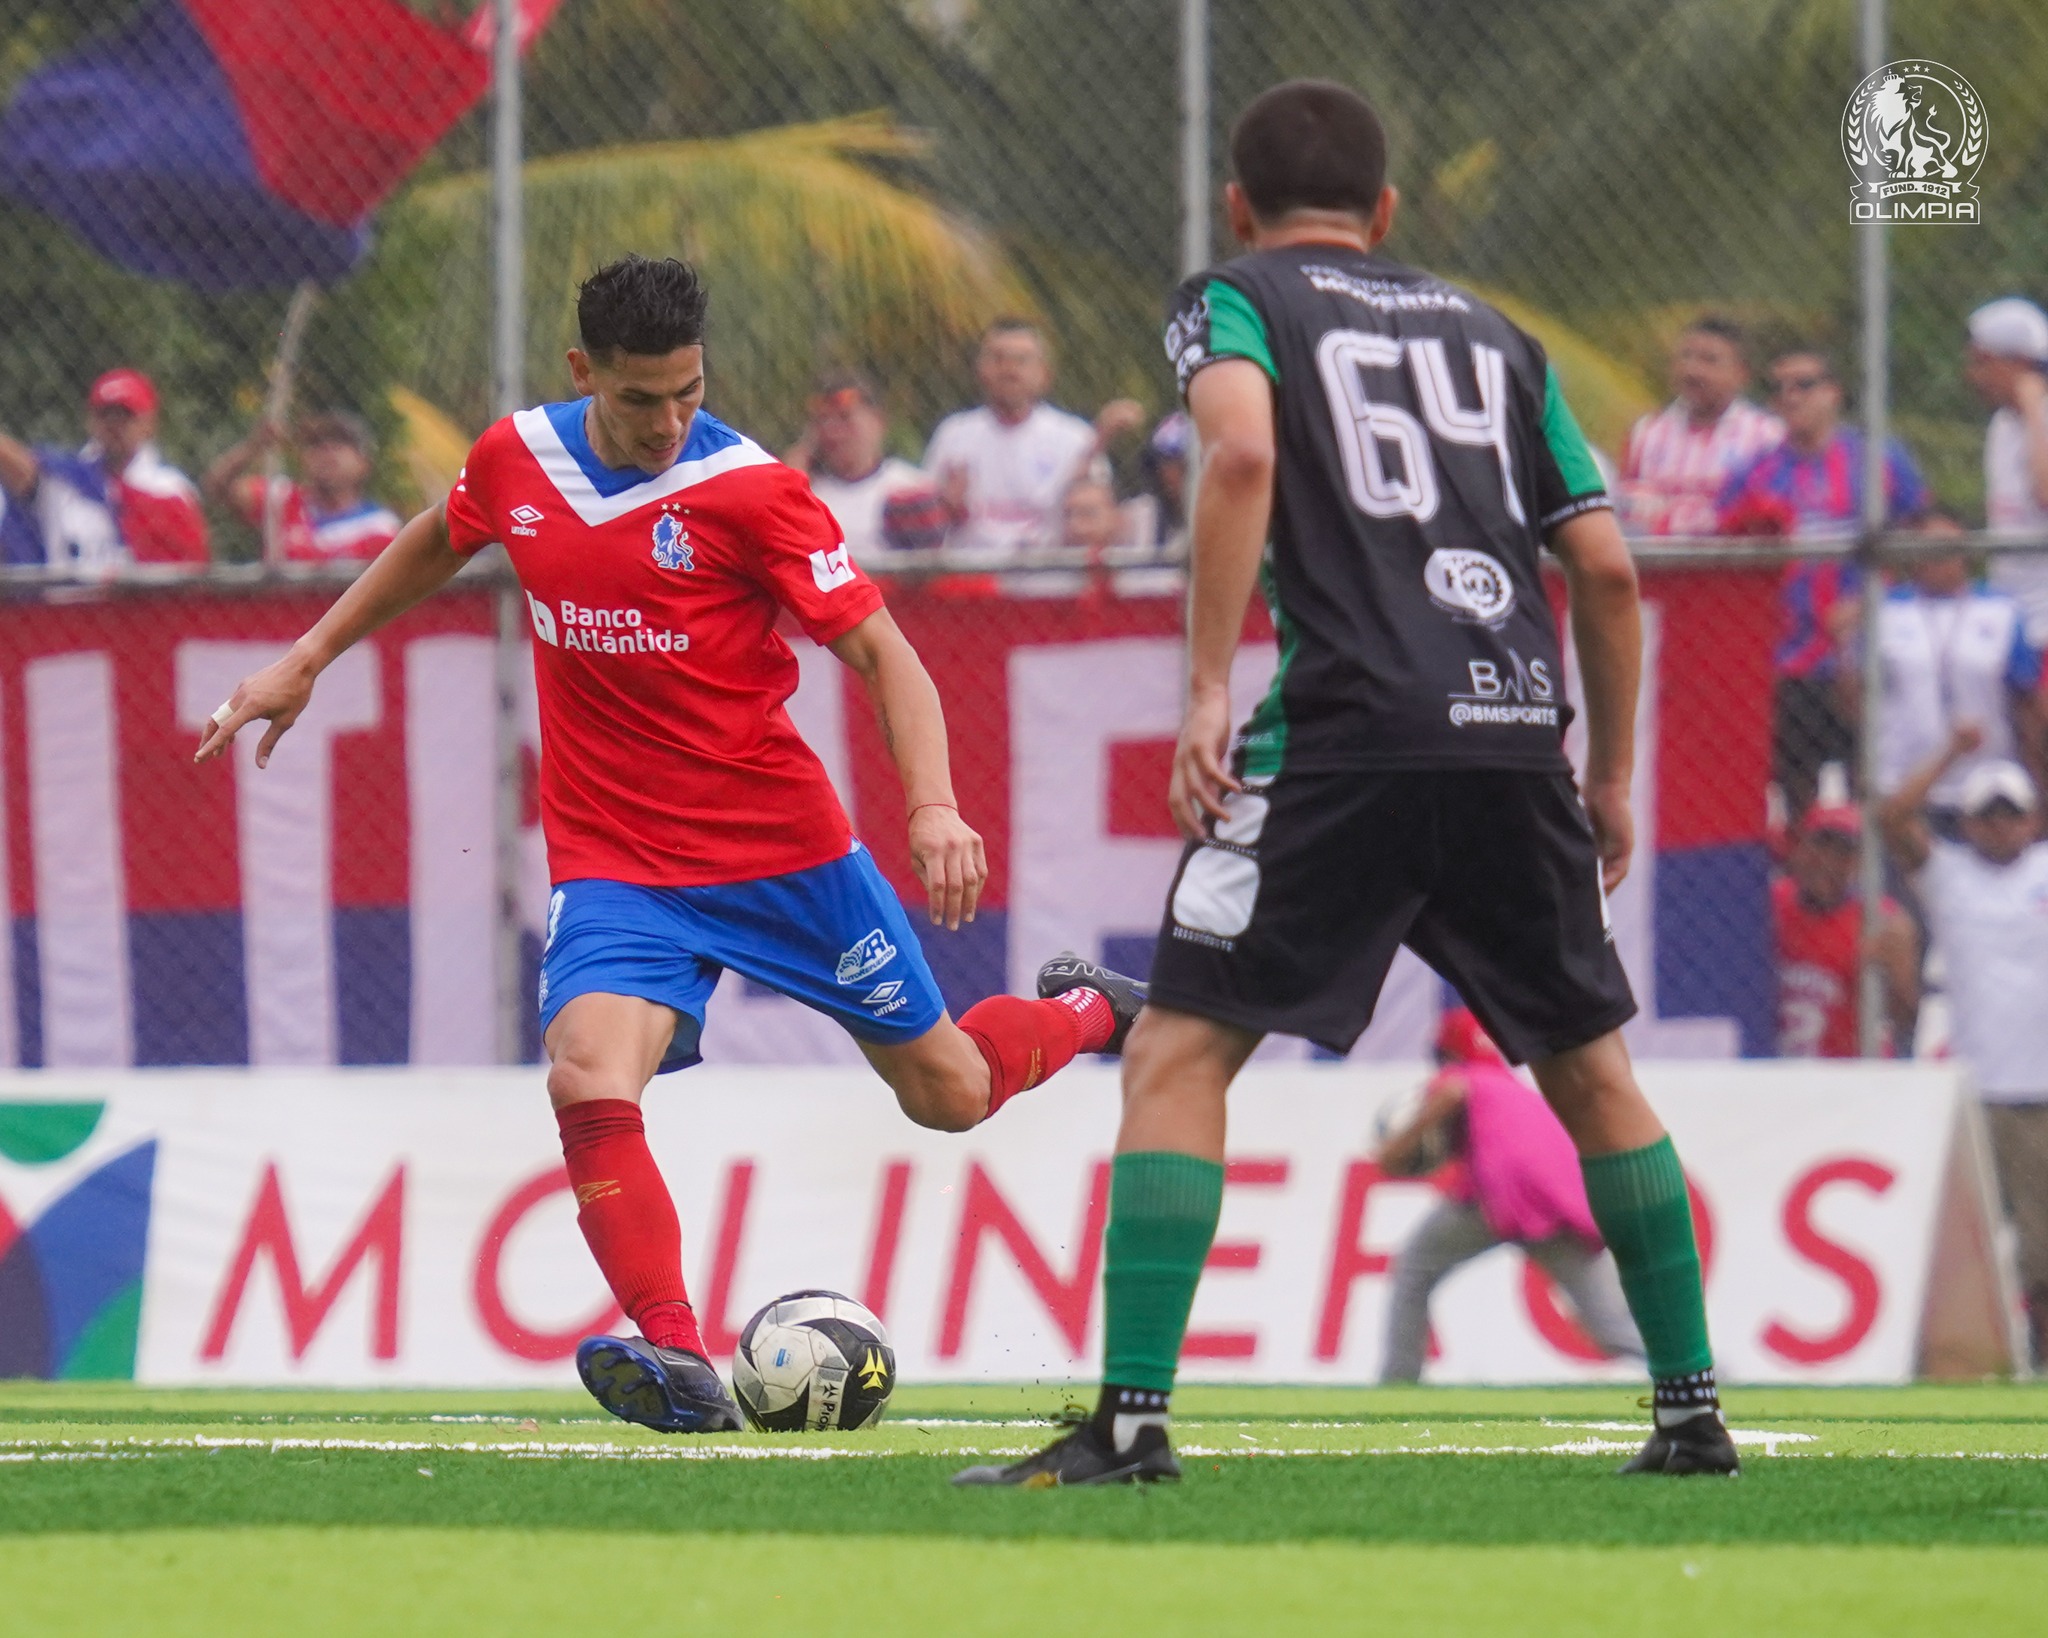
[1870, 514, 2045, 818]
[923, 318, 1144, 557]
[785, 373, 941, 566]
[1883, 733, 2048, 1366]
[1618, 314, 1783, 537]
[1965, 297, 2048, 644]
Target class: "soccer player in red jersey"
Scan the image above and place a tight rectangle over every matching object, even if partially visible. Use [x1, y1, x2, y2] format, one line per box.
[195, 256, 1139, 1432]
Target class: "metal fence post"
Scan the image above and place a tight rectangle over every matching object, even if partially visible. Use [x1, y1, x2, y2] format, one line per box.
[492, 0, 528, 1064]
[1179, 0, 1210, 280]
[1855, 0, 1889, 1060]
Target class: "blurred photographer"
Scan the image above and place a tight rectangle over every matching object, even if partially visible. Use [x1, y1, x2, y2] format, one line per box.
[1374, 1011, 1643, 1382]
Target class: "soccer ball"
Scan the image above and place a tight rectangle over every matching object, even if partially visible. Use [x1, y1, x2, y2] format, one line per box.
[731, 1289, 896, 1432]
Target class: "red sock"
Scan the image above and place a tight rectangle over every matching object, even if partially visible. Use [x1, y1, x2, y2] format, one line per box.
[960, 988, 1116, 1121]
[555, 1098, 705, 1355]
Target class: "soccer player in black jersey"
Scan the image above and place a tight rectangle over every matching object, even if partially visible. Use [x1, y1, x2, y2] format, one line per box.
[957, 80, 1735, 1487]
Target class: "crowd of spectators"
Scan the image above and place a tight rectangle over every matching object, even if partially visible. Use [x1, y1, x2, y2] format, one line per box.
[1, 314, 1184, 578]
[0, 369, 402, 571]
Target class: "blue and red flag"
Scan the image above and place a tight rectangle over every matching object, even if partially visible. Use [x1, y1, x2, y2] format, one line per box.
[0, 0, 557, 290]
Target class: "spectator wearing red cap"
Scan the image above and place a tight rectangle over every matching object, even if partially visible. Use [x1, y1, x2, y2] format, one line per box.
[1374, 1009, 1643, 1381]
[0, 368, 208, 569]
[1772, 802, 1918, 1057]
[203, 410, 401, 563]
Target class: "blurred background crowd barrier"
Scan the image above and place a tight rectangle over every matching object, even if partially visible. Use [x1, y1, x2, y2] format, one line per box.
[1, 0, 2046, 1074]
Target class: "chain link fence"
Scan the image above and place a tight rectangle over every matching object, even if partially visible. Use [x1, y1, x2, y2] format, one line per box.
[1, 0, 2046, 1110]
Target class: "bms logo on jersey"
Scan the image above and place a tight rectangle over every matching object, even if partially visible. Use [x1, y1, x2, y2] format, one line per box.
[1446, 646, 1559, 729]
[1424, 547, 1517, 627]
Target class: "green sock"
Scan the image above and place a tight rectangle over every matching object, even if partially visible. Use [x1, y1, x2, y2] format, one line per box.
[1579, 1137, 1714, 1380]
[1100, 1151, 1226, 1392]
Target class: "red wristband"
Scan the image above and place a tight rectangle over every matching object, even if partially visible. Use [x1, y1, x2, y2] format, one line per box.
[908, 801, 958, 821]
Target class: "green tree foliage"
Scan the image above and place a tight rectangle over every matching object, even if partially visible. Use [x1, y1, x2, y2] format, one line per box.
[3, 0, 2046, 530]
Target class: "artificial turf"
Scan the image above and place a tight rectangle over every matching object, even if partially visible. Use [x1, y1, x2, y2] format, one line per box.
[2, 1383, 2044, 1634]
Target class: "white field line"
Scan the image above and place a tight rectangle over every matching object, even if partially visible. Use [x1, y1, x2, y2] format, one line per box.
[0, 1427, 2037, 1463]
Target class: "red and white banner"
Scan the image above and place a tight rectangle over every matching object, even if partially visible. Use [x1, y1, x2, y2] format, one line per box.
[0, 1061, 2007, 1387]
[0, 570, 1788, 1071]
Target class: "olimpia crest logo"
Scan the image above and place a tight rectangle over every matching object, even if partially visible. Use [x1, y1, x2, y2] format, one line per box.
[0, 1104, 156, 1380]
[1842, 60, 1986, 224]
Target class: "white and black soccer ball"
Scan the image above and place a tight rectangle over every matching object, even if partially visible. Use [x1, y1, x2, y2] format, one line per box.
[731, 1289, 896, 1432]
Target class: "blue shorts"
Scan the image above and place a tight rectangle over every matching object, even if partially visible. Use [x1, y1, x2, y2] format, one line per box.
[538, 844, 946, 1073]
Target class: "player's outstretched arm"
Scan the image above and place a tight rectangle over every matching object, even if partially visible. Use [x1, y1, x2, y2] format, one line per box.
[828, 607, 987, 930]
[1173, 358, 1275, 839]
[1550, 508, 1642, 891]
[193, 501, 467, 768]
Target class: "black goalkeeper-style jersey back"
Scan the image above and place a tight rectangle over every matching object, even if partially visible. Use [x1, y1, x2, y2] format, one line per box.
[1165, 243, 1612, 779]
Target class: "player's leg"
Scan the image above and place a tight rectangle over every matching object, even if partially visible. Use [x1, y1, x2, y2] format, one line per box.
[1380, 1200, 1500, 1383]
[957, 773, 1419, 1486]
[1528, 1032, 1729, 1470]
[860, 967, 1133, 1132]
[538, 883, 740, 1432]
[695, 845, 1133, 1130]
[952, 1005, 1257, 1486]
[1411, 771, 1732, 1475]
[1525, 1235, 1645, 1362]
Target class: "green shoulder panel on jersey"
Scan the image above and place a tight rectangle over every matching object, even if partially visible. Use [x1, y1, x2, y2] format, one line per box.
[1205, 280, 1279, 383]
[1238, 556, 1299, 781]
[1540, 365, 1604, 500]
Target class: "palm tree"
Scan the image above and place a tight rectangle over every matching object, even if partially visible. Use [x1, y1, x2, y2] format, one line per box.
[386, 113, 1030, 448]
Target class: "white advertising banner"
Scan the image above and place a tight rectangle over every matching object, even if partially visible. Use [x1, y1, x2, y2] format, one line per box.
[0, 1061, 1993, 1387]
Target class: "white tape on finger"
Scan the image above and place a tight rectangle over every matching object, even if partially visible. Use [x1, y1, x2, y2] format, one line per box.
[211, 701, 235, 727]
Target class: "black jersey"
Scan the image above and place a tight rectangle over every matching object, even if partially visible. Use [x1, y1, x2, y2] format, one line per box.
[1165, 244, 1612, 778]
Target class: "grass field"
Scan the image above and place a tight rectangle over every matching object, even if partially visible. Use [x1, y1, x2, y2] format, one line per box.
[3, 1382, 2045, 1635]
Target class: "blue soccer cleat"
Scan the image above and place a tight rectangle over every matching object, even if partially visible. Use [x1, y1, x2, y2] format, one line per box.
[576, 1334, 745, 1433]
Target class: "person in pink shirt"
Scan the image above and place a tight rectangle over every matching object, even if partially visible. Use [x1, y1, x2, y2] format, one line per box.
[1376, 1009, 1643, 1381]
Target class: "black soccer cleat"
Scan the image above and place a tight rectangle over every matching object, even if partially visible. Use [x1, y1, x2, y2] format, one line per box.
[576, 1334, 745, 1434]
[951, 1419, 1181, 1487]
[1036, 952, 1147, 1055]
[1618, 1410, 1741, 1476]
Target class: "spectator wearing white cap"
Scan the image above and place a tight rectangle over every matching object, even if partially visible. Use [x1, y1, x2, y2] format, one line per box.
[1883, 727, 2048, 1365]
[0, 368, 208, 569]
[1965, 297, 2048, 643]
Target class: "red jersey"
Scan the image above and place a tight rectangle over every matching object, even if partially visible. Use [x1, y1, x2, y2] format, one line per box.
[445, 401, 882, 886]
[1772, 876, 1887, 1058]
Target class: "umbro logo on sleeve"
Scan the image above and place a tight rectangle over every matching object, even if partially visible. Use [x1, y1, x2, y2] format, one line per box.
[810, 543, 856, 592]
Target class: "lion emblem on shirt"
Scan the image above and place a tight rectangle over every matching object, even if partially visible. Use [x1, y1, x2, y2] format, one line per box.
[651, 511, 694, 571]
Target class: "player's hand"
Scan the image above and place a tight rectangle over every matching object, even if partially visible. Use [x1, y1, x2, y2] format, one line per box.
[1948, 720, 1986, 759]
[194, 650, 317, 768]
[1168, 683, 1242, 840]
[1583, 776, 1634, 894]
[908, 803, 986, 930]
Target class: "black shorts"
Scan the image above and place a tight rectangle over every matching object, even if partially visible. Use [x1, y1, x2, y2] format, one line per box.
[1147, 768, 1637, 1064]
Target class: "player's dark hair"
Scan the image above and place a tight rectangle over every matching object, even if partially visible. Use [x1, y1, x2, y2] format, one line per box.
[1229, 80, 1387, 224]
[576, 255, 709, 359]
[1683, 313, 1748, 355]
